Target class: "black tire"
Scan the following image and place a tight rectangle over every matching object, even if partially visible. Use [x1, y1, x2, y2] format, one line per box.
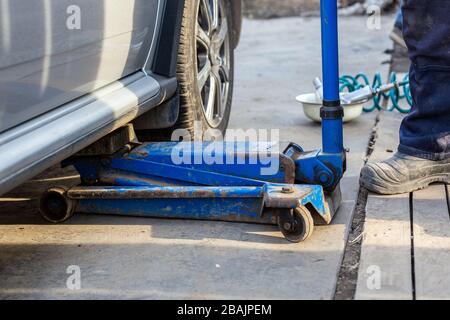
[173, 0, 234, 139]
[277, 207, 315, 243]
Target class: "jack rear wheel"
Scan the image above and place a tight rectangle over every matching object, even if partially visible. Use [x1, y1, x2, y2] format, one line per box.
[277, 207, 314, 243]
[39, 187, 75, 223]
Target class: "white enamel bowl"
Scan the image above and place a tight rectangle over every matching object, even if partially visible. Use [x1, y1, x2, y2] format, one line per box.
[296, 93, 366, 123]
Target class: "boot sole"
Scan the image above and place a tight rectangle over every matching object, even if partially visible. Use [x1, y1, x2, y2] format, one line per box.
[360, 173, 450, 195]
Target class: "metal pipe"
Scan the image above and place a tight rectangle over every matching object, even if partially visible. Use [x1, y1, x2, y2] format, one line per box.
[320, 0, 344, 154]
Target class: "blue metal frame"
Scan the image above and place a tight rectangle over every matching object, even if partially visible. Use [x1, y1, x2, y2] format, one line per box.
[51, 1, 345, 235]
[321, 0, 341, 104]
[65, 142, 334, 224]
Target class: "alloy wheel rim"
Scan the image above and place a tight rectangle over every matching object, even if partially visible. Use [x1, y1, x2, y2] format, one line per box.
[195, 0, 231, 128]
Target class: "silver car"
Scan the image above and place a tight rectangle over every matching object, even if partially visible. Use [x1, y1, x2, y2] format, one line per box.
[0, 0, 242, 195]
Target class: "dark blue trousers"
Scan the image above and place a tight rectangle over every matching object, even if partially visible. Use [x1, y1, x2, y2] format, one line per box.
[399, 0, 450, 160]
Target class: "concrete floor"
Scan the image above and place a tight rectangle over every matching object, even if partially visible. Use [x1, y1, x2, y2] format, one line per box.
[0, 16, 393, 299]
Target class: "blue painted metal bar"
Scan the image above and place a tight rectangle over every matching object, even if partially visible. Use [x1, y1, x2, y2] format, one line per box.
[68, 186, 264, 199]
[111, 158, 268, 187]
[68, 184, 330, 224]
[320, 0, 340, 102]
[321, 118, 344, 154]
[76, 197, 269, 223]
[320, 0, 344, 154]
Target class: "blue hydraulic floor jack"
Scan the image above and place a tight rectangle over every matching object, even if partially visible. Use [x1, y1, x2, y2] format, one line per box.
[39, 1, 346, 243]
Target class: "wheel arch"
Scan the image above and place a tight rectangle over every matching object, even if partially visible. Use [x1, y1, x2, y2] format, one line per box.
[151, 0, 242, 78]
[138, 0, 241, 132]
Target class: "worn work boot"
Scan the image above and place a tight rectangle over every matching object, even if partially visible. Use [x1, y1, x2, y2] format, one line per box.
[360, 152, 450, 195]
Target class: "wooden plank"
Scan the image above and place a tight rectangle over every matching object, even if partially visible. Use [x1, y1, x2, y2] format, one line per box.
[413, 184, 450, 300]
[356, 111, 413, 300]
[355, 193, 413, 300]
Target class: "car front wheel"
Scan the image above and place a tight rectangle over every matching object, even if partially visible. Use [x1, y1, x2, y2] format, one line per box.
[175, 0, 234, 138]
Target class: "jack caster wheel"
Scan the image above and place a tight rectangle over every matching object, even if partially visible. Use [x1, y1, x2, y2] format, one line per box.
[39, 187, 75, 223]
[277, 207, 314, 243]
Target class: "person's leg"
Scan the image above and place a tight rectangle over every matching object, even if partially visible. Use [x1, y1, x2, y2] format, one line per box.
[399, 0, 450, 159]
[361, 0, 450, 195]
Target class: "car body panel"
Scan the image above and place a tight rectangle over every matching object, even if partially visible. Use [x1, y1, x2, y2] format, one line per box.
[0, 0, 160, 133]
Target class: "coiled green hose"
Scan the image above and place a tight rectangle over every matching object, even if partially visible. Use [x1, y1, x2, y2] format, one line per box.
[339, 72, 412, 113]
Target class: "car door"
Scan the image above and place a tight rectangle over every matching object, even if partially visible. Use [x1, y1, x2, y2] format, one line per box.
[0, 0, 160, 133]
